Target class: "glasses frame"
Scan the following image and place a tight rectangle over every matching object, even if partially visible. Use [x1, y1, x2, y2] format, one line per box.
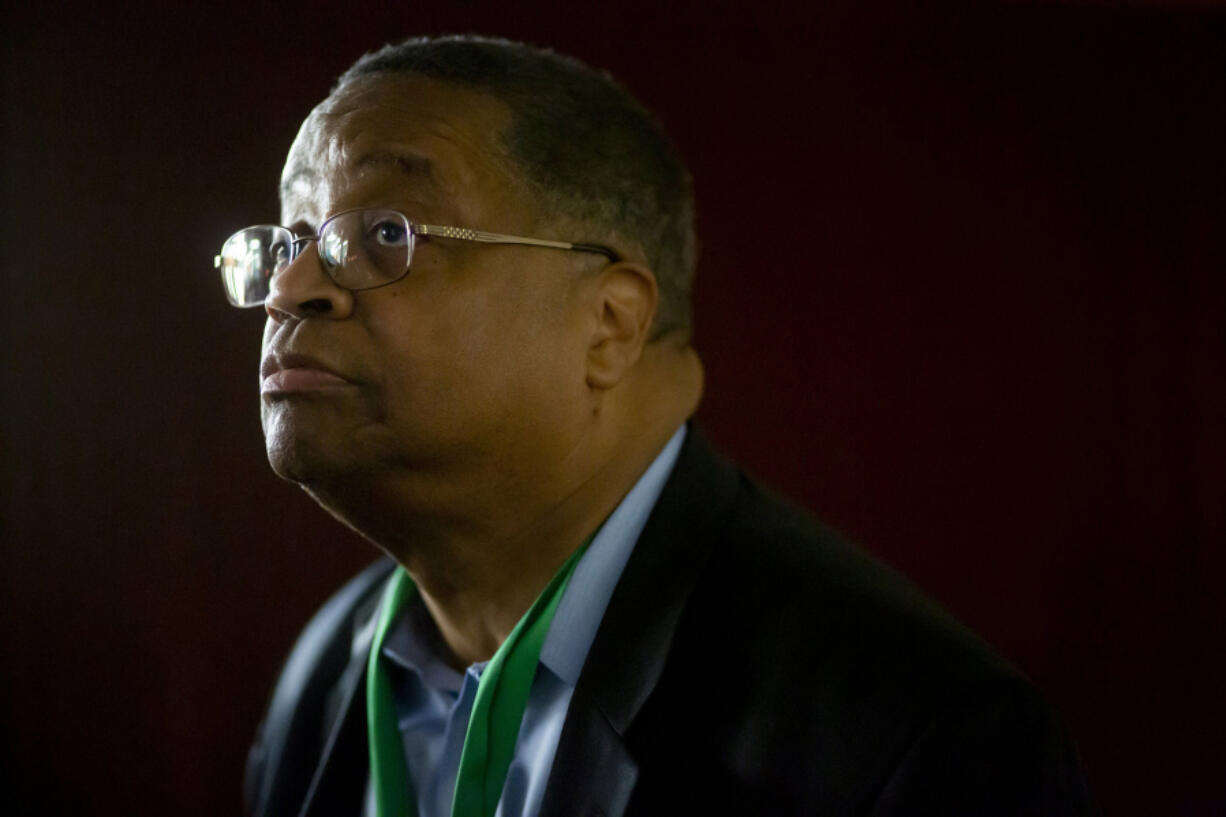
[215, 207, 620, 308]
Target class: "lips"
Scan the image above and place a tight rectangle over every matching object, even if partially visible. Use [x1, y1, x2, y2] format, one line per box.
[260, 351, 355, 395]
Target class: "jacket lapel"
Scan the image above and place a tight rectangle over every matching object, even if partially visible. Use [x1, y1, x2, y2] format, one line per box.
[538, 429, 739, 817]
[299, 589, 383, 817]
[537, 688, 640, 817]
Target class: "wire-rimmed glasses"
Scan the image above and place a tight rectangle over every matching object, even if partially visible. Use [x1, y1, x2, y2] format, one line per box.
[215, 207, 618, 307]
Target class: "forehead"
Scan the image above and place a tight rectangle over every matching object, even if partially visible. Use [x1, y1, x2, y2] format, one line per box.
[280, 75, 516, 224]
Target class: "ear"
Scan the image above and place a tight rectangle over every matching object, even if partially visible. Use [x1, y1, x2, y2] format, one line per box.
[585, 261, 659, 390]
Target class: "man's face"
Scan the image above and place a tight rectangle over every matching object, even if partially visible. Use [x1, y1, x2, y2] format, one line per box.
[262, 75, 595, 490]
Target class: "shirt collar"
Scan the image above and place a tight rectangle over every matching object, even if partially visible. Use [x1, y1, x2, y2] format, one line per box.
[381, 594, 468, 695]
[381, 424, 688, 691]
[539, 425, 687, 685]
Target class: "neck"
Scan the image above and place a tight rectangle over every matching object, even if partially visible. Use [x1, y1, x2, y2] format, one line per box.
[306, 344, 704, 670]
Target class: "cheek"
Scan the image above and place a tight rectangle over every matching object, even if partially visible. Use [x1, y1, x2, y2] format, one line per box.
[432, 303, 575, 404]
[359, 290, 505, 416]
[360, 267, 586, 432]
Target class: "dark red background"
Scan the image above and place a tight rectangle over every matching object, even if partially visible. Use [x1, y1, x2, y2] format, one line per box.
[3, 2, 1223, 815]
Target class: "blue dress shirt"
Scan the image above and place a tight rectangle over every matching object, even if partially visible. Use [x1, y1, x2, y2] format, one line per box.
[364, 426, 687, 817]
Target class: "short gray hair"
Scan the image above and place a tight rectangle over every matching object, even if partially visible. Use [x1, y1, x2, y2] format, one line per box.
[337, 35, 696, 340]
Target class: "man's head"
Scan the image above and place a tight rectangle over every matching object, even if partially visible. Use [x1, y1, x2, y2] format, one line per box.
[336, 35, 696, 340]
[258, 36, 702, 524]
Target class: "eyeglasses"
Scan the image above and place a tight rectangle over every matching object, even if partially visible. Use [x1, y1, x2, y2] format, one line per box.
[215, 207, 618, 308]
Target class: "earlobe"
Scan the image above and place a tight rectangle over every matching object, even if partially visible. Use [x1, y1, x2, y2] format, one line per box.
[585, 262, 659, 390]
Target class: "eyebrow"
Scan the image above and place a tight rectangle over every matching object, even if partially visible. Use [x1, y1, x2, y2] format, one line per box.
[355, 150, 438, 189]
[279, 167, 316, 202]
[279, 151, 439, 203]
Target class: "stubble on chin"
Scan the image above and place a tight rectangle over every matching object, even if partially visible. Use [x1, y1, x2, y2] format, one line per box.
[261, 403, 334, 484]
[261, 398, 396, 488]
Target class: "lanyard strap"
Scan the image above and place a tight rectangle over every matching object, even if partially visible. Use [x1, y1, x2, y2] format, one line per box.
[367, 542, 589, 817]
[367, 566, 416, 817]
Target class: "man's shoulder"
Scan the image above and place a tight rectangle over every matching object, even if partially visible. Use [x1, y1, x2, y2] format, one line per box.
[663, 429, 1011, 678]
[297, 557, 396, 644]
[619, 432, 1094, 812]
[244, 558, 394, 817]
[664, 434, 1022, 711]
[717, 471, 1009, 675]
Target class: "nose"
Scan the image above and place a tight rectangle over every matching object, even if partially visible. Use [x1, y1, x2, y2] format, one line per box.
[264, 240, 355, 323]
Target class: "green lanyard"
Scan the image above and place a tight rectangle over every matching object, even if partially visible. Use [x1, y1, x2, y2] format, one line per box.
[366, 542, 589, 817]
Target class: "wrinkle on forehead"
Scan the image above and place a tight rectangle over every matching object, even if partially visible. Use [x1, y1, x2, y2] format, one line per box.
[278, 76, 519, 228]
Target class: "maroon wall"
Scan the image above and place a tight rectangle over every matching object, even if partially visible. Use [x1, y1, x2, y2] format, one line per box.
[3, 2, 1223, 815]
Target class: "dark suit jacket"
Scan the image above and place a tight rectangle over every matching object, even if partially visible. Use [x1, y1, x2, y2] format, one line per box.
[244, 430, 1096, 816]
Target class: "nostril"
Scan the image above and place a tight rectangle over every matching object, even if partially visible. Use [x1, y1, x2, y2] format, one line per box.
[300, 298, 333, 314]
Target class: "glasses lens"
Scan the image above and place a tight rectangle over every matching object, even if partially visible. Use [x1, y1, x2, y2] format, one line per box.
[217, 226, 292, 307]
[320, 209, 413, 290]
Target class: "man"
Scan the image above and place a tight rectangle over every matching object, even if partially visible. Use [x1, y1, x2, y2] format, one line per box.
[225, 35, 1095, 817]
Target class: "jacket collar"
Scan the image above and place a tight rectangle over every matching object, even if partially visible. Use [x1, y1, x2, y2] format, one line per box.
[299, 589, 383, 817]
[538, 429, 739, 817]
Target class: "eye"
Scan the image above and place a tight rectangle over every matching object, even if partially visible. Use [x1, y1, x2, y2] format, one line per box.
[371, 219, 409, 247]
[269, 240, 291, 268]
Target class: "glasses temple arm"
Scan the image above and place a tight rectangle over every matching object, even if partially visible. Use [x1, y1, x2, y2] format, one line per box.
[414, 224, 618, 261]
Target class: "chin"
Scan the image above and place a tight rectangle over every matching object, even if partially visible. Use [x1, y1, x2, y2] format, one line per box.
[266, 438, 332, 484]
[262, 415, 349, 485]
